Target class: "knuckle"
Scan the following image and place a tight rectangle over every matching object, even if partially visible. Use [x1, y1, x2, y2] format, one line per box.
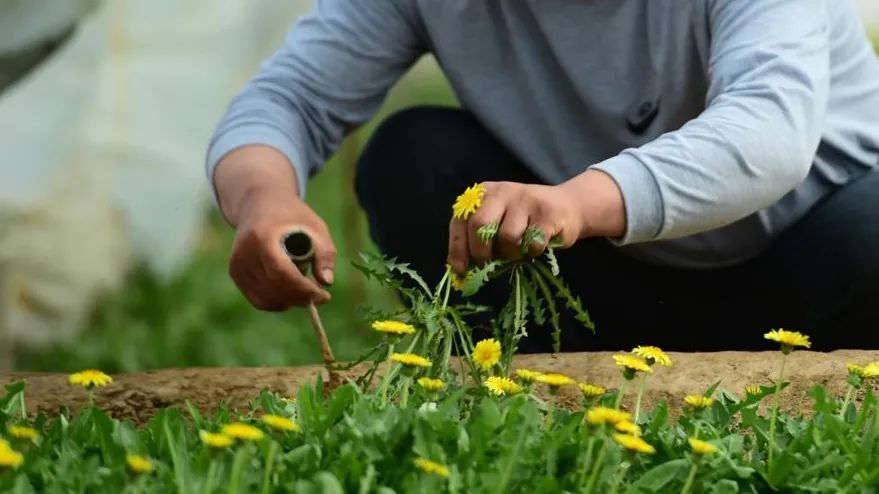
[498, 228, 519, 244]
[251, 222, 281, 244]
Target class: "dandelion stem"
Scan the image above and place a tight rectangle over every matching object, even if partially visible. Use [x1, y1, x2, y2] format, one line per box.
[440, 327, 453, 375]
[693, 420, 702, 440]
[493, 421, 529, 494]
[768, 352, 788, 468]
[839, 385, 855, 418]
[17, 389, 26, 420]
[378, 332, 424, 404]
[503, 269, 525, 374]
[441, 267, 452, 311]
[434, 268, 450, 308]
[227, 447, 247, 494]
[577, 435, 596, 488]
[203, 459, 217, 494]
[379, 343, 396, 408]
[583, 439, 609, 494]
[400, 378, 411, 408]
[454, 324, 479, 385]
[607, 460, 630, 494]
[260, 441, 279, 494]
[634, 375, 647, 423]
[614, 381, 628, 410]
[680, 461, 699, 494]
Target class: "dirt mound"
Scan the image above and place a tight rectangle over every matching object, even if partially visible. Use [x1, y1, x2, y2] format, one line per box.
[2, 350, 875, 424]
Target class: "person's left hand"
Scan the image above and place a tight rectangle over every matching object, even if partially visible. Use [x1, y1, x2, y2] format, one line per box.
[446, 169, 626, 272]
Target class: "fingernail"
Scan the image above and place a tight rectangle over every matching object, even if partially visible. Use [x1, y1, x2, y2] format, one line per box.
[322, 269, 334, 285]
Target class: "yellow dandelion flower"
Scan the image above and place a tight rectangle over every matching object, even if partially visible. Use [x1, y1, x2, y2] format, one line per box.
[515, 369, 544, 383]
[417, 377, 445, 392]
[864, 363, 879, 378]
[391, 352, 432, 368]
[6, 425, 38, 441]
[261, 414, 300, 432]
[688, 438, 719, 455]
[578, 383, 606, 398]
[0, 447, 23, 469]
[612, 354, 653, 376]
[414, 457, 450, 478]
[484, 376, 524, 396]
[126, 455, 154, 474]
[371, 320, 416, 335]
[763, 329, 811, 353]
[472, 339, 502, 371]
[199, 430, 234, 448]
[585, 406, 632, 426]
[684, 395, 713, 409]
[221, 422, 265, 442]
[631, 346, 672, 367]
[68, 369, 113, 388]
[535, 373, 574, 387]
[847, 363, 865, 376]
[450, 270, 470, 292]
[452, 183, 486, 220]
[614, 420, 642, 436]
[613, 433, 655, 454]
[744, 385, 762, 397]
[849, 362, 879, 379]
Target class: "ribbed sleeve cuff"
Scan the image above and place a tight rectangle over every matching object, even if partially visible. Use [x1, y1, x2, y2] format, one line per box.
[205, 126, 310, 204]
[589, 152, 664, 245]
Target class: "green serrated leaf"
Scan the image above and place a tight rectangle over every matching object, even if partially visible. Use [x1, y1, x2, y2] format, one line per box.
[625, 459, 687, 493]
[520, 225, 546, 255]
[545, 248, 560, 276]
[478, 221, 500, 243]
[461, 261, 503, 297]
[527, 267, 562, 353]
[534, 262, 595, 332]
[521, 272, 547, 326]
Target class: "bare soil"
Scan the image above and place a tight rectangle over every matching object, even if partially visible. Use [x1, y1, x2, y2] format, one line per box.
[2, 350, 876, 425]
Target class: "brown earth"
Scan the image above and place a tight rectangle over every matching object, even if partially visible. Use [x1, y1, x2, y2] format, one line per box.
[1, 350, 876, 425]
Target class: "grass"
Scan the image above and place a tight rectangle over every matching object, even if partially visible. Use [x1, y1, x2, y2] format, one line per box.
[15, 60, 457, 373]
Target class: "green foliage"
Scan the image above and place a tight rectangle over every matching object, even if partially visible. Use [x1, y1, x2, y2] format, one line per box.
[3, 376, 879, 492]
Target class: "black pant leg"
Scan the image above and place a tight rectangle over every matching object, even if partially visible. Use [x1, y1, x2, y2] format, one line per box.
[742, 169, 879, 350]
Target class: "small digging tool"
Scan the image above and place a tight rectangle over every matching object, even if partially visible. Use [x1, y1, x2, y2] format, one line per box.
[281, 229, 341, 389]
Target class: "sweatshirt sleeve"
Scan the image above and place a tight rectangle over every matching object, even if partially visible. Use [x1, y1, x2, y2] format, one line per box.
[590, 0, 830, 244]
[206, 0, 425, 197]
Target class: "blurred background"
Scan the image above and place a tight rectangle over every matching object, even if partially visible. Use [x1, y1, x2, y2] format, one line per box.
[0, 1, 876, 373]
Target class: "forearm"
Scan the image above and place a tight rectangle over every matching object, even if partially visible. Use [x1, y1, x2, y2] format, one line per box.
[213, 145, 300, 227]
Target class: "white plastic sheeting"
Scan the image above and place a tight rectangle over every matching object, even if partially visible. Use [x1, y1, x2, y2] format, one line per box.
[858, 0, 879, 30]
[0, 0, 311, 347]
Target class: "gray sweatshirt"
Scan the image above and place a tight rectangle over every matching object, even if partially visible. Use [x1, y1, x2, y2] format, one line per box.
[207, 0, 879, 268]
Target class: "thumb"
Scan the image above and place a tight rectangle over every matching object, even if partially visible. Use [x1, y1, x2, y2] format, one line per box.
[312, 233, 337, 286]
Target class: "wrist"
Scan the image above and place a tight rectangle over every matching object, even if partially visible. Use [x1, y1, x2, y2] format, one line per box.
[558, 170, 626, 239]
[214, 146, 300, 227]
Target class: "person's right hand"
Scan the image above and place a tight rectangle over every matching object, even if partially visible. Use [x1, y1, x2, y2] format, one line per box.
[214, 145, 334, 311]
